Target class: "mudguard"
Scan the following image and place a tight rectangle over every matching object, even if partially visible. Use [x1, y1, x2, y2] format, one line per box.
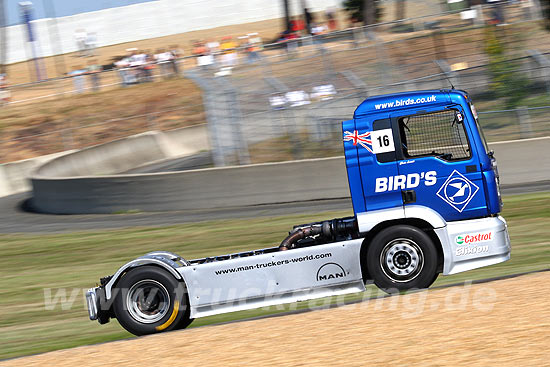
[103, 251, 189, 300]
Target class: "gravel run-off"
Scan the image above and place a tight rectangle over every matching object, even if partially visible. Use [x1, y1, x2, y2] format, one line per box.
[6, 272, 550, 367]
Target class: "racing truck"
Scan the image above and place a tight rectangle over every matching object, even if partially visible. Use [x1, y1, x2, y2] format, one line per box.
[86, 89, 511, 336]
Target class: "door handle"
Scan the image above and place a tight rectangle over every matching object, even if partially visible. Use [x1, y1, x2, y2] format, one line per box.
[402, 190, 416, 204]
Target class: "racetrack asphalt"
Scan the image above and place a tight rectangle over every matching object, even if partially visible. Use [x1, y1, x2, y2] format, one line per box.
[0, 180, 548, 234]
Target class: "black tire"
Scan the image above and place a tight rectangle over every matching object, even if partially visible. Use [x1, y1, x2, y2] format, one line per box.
[173, 311, 194, 330]
[113, 266, 191, 336]
[366, 225, 439, 293]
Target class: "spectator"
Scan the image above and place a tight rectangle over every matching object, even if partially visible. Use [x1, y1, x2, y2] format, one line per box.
[143, 50, 155, 82]
[129, 49, 146, 67]
[245, 33, 262, 63]
[86, 32, 98, 57]
[277, 28, 299, 56]
[304, 8, 314, 35]
[311, 23, 327, 36]
[0, 74, 10, 105]
[128, 49, 147, 82]
[74, 29, 87, 57]
[169, 44, 182, 75]
[192, 40, 204, 56]
[69, 66, 86, 94]
[155, 48, 174, 78]
[206, 38, 220, 63]
[290, 17, 305, 33]
[193, 40, 214, 69]
[489, 0, 507, 25]
[326, 7, 338, 31]
[86, 59, 102, 91]
[220, 36, 238, 67]
[206, 39, 220, 52]
[115, 53, 132, 86]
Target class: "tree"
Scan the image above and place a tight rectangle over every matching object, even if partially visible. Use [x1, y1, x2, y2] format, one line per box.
[484, 26, 528, 108]
[342, 0, 382, 25]
[542, 0, 550, 31]
[282, 0, 291, 31]
[363, 0, 376, 25]
[395, 0, 406, 21]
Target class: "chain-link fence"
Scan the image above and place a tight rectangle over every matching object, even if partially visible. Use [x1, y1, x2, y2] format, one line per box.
[192, 64, 550, 167]
[186, 13, 550, 165]
[3, 57, 198, 106]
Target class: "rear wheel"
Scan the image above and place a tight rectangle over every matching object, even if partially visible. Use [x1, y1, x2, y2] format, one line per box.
[173, 310, 194, 330]
[366, 225, 439, 293]
[113, 266, 191, 336]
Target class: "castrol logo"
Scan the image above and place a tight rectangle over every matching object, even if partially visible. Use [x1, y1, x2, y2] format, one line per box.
[455, 232, 492, 245]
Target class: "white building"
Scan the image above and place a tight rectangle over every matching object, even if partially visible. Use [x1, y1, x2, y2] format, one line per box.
[3, 0, 339, 64]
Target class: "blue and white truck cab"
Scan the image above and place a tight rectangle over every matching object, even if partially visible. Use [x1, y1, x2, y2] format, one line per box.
[86, 89, 511, 336]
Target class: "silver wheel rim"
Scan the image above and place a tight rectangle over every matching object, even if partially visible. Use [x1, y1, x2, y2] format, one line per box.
[380, 238, 424, 283]
[127, 279, 171, 324]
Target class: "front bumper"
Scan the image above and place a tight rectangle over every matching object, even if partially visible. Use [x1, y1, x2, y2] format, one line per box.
[436, 215, 511, 275]
[86, 287, 99, 320]
[86, 286, 111, 324]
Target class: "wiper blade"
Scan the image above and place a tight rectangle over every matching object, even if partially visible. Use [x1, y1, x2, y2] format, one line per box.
[432, 152, 453, 160]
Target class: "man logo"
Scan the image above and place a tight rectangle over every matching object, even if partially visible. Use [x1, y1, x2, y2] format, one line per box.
[436, 170, 479, 212]
[316, 262, 347, 281]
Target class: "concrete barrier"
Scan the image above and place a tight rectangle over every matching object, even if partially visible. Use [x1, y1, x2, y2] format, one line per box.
[31, 157, 349, 214]
[1, 124, 209, 199]
[35, 124, 209, 178]
[0, 151, 75, 198]
[489, 137, 550, 186]
[29, 135, 550, 214]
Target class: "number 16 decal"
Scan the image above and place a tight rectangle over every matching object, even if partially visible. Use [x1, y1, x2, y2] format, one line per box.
[371, 129, 395, 154]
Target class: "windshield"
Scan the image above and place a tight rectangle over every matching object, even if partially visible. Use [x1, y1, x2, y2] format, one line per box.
[470, 103, 490, 154]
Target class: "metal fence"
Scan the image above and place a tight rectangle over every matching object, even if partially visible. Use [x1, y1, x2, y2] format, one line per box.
[3, 58, 197, 106]
[185, 15, 550, 165]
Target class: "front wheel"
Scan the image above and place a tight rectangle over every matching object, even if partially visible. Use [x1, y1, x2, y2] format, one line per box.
[113, 266, 191, 336]
[366, 225, 439, 293]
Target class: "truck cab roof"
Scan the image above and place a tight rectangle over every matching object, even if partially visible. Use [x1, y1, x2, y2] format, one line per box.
[354, 89, 469, 118]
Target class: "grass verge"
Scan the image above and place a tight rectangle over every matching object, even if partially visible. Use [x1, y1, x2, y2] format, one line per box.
[1, 191, 549, 360]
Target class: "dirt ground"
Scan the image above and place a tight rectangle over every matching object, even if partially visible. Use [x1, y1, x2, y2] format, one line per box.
[5, 271, 549, 367]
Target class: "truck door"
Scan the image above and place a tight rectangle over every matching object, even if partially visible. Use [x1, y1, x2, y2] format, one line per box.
[393, 107, 488, 222]
[351, 116, 402, 212]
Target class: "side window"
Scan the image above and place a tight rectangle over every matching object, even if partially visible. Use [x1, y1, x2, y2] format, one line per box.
[398, 109, 471, 161]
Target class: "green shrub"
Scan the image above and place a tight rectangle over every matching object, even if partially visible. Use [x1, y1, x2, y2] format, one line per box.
[484, 26, 529, 108]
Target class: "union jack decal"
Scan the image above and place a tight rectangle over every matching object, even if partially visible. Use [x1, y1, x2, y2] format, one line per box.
[343, 130, 373, 153]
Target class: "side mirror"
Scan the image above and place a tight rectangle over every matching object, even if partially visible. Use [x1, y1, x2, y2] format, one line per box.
[455, 111, 464, 123]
